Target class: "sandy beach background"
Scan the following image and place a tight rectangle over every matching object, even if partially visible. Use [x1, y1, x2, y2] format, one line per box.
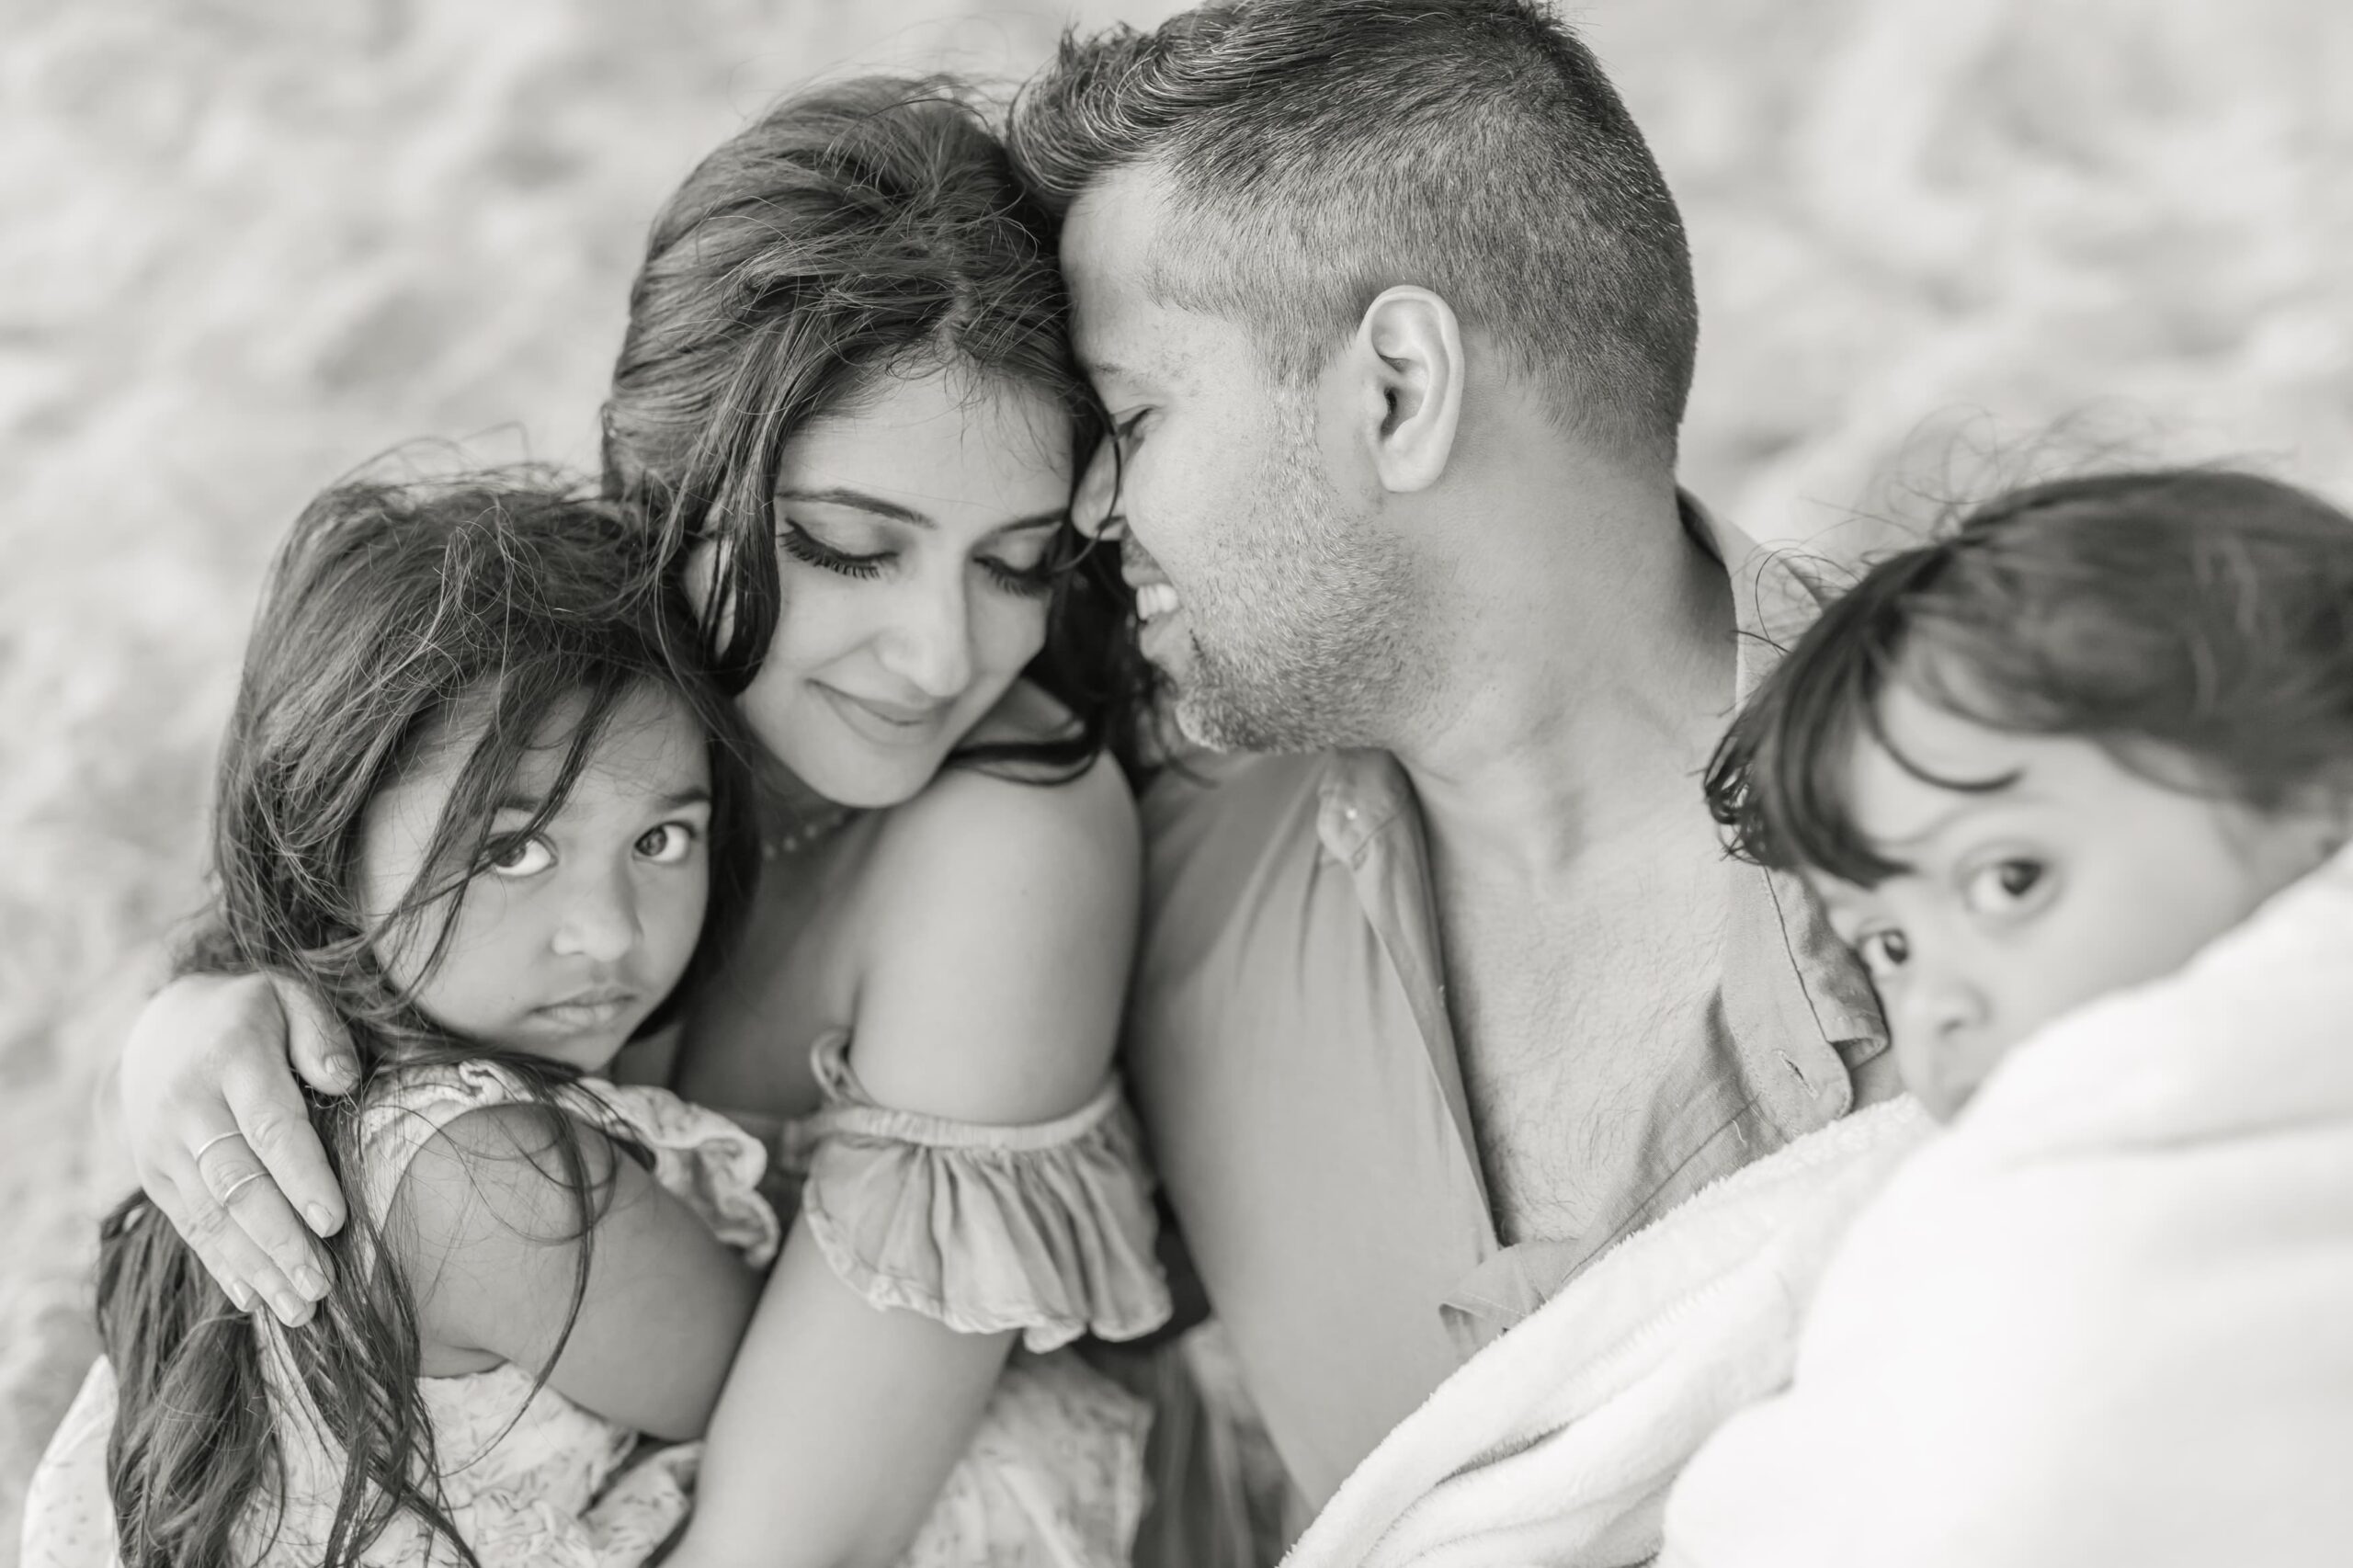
[4, 0, 2349, 1554]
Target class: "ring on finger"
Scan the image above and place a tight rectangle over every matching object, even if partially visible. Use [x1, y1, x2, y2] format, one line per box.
[193, 1130, 246, 1165]
[218, 1169, 270, 1206]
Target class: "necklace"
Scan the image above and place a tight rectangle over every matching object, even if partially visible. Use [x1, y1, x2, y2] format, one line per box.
[761, 801, 856, 861]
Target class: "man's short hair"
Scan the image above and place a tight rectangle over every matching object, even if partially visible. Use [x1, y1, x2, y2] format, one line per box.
[1009, 0, 1699, 462]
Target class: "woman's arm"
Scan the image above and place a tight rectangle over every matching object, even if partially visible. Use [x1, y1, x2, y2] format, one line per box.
[672, 754, 1142, 1568]
[392, 1100, 765, 1440]
[117, 972, 358, 1324]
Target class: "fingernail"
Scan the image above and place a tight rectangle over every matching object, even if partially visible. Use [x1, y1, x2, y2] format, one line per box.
[305, 1202, 338, 1235]
[273, 1290, 310, 1326]
[294, 1265, 329, 1301]
[227, 1280, 255, 1313]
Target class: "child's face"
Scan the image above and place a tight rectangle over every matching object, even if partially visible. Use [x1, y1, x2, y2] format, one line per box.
[358, 683, 712, 1073]
[1816, 683, 2340, 1121]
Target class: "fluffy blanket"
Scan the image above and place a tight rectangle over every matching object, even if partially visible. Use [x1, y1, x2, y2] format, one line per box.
[1278, 1097, 1935, 1568]
[1662, 842, 2353, 1566]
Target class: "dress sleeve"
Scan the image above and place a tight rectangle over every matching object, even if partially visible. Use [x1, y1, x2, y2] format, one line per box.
[779, 1033, 1173, 1353]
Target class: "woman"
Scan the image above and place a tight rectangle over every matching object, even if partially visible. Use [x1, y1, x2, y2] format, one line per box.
[96, 77, 1234, 1568]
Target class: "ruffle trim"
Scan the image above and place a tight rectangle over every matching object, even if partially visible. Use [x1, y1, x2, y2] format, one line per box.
[780, 1032, 1172, 1352]
[358, 1061, 781, 1267]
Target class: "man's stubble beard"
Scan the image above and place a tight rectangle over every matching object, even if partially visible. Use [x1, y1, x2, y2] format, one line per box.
[1168, 412, 1424, 756]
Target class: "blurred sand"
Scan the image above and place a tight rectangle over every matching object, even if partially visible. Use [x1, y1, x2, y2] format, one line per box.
[4, 0, 2348, 1554]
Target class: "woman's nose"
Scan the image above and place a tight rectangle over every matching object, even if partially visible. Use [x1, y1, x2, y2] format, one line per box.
[1072, 434, 1123, 541]
[552, 866, 642, 964]
[873, 573, 974, 700]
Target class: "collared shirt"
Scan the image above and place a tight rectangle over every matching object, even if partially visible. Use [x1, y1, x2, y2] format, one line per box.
[1120, 496, 1896, 1510]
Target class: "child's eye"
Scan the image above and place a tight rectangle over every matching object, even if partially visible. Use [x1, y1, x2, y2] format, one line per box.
[1962, 858, 2048, 916]
[1855, 927, 1911, 978]
[484, 835, 555, 878]
[635, 822, 698, 864]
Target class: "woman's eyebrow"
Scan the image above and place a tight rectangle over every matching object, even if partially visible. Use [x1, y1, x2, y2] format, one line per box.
[997, 510, 1070, 533]
[781, 487, 1067, 535]
[778, 486, 930, 526]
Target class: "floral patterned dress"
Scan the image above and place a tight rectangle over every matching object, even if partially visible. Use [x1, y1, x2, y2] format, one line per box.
[24, 1038, 1170, 1567]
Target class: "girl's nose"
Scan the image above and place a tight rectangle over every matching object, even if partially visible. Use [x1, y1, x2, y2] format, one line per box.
[874, 574, 975, 701]
[552, 867, 642, 964]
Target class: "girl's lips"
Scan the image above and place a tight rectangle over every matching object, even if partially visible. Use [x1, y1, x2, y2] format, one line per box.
[531, 990, 640, 1028]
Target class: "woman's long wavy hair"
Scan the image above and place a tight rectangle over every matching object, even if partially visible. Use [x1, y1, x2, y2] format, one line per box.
[96, 473, 759, 1568]
[603, 74, 1152, 779]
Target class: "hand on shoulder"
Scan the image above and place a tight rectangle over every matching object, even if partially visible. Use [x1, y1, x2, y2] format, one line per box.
[847, 744, 1141, 1126]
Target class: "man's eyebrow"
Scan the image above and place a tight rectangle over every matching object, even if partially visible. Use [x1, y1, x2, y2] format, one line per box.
[1079, 354, 1137, 387]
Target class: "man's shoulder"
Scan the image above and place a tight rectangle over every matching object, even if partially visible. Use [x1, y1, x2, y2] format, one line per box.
[1130, 748, 1343, 1007]
[1138, 747, 1333, 879]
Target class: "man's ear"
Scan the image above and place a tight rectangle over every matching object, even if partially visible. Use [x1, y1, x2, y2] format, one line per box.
[1342, 286, 1464, 495]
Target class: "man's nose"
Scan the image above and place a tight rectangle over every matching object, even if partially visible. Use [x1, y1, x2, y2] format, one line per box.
[874, 573, 975, 700]
[552, 865, 642, 964]
[1072, 434, 1124, 541]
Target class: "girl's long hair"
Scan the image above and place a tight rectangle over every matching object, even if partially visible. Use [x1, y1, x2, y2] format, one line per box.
[1706, 467, 2353, 885]
[602, 74, 1154, 781]
[96, 472, 759, 1568]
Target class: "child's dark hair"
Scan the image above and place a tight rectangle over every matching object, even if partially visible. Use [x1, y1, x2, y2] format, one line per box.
[96, 472, 759, 1568]
[1707, 468, 2353, 886]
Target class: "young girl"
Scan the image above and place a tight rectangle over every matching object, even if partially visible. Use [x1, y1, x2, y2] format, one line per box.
[24, 473, 1152, 1568]
[1661, 466, 2353, 1564]
[1278, 467, 2353, 1568]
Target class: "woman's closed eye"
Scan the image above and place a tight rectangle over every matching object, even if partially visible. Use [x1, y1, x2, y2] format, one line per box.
[779, 517, 885, 580]
[978, 529, 1066, 597]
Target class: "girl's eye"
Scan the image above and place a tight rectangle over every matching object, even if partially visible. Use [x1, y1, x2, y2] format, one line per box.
[1855, 927, 1911, 979]
[778, 518, 887, 580]
[1962, 858, 2049, 916]
[484, 835, 555, 878]
[635, 822, 698, 864]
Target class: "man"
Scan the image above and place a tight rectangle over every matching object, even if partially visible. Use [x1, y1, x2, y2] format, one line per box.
[1006, 0, 1896, 1517]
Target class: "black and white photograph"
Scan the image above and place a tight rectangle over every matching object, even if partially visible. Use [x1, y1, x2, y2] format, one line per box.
[5, 1, 2350, 1563]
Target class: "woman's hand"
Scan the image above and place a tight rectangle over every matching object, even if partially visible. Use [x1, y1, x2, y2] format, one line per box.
[119, 972, 360, 1324]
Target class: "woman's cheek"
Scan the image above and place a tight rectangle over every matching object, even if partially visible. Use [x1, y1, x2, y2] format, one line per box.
[980, 590, 1051, 679]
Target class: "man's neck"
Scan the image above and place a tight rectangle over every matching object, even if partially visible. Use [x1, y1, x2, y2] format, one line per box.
[1394, 472, 1738, 883]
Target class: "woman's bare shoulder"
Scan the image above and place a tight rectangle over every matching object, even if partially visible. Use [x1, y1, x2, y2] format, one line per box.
[842, 744, 1140, 1123]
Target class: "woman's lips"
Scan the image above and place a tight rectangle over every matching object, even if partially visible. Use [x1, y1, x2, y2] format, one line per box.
[813, 682, 951, 747]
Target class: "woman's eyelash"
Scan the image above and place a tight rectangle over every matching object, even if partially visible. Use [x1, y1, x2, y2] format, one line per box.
[778, 519, 884, 579]
[983, 556, 1056, 597]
